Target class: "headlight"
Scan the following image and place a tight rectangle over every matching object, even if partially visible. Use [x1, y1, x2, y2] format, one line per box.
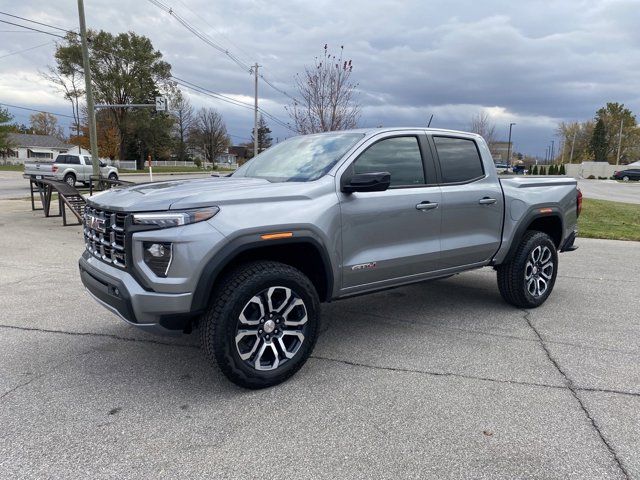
[132, 207, 219, 229]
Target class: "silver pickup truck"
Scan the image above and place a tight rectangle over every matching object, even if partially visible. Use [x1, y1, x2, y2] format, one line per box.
[24, 153, 119, 186]
[78, 128, 581, 388]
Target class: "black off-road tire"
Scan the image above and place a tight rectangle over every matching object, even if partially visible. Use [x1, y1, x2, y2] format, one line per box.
[497, 231, 558, 308]
[200, 261, 320, 389]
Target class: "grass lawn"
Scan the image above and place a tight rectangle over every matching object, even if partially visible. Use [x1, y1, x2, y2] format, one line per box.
[579, 198, 640, 242]
[0, 164, 24, 171]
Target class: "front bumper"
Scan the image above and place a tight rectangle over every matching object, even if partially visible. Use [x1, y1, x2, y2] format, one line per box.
[79, 252, 196, 335]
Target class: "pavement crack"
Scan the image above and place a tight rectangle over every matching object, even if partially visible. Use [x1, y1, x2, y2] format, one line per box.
[0, 324, 198, 349]
[310, 354, 566, 392]
[1, 349, 93, 402]
[521, 309, 630, 480]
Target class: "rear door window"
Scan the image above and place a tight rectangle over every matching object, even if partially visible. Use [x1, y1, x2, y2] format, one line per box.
[66, 156, 80, 165]
[433, 136, 485, 184]
[354, 136, 425, 187]
[54, 155, 67, 164]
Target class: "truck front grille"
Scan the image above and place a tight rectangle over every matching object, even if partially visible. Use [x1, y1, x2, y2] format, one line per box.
[83, 207, 128, 268]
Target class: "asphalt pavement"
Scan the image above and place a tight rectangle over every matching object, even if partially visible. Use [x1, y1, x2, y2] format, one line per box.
[577, 179, 640, 204]
[1, 198, 639, 479]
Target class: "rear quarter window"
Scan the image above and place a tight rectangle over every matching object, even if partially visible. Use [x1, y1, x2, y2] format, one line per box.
[433, 136, 485, 184]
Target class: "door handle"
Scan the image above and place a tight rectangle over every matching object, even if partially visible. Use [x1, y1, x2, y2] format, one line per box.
[478, 197, 497, 205]
[416, 201, 439, 211]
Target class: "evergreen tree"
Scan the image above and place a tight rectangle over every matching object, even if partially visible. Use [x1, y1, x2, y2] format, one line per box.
[590, 118, 608, 162]
[559, 164, 566, 175]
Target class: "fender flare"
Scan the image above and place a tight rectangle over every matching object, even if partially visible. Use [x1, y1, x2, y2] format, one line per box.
[190, 232, 335, 313]
[500, 207, 564, 265]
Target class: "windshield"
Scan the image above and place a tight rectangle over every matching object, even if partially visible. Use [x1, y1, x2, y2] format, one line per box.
[233, 132, 364, 182]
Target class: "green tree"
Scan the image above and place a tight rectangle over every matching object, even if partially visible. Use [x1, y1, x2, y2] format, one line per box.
[590, 118, 608, 162]
[594, 102, 639, 163]
[54, 30, 174, 162]
[250, 115, 273, 153]
[559, 164, 566, 175]
[531, 165, 538, 175]
[0, 107, 14, 154]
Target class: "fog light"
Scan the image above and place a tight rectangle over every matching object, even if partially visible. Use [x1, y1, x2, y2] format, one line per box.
[143, 242, 173, 277]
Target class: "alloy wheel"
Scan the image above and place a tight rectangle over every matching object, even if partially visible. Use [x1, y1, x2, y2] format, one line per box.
[235, 286, 308, 371]
[524, 245, 554, 298]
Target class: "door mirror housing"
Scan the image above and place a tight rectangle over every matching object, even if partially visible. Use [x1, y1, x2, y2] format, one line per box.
[341, 172, 391, 193]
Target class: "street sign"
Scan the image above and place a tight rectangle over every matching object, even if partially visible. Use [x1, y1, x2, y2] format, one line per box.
[155, 96, 167, 112]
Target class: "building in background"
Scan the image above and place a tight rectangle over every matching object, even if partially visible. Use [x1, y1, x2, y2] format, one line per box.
[1, 133, 86, 164]
[490, 141, 512, 163]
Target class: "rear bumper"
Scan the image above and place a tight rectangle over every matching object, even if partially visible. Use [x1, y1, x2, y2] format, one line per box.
[79, 252, 196, 335]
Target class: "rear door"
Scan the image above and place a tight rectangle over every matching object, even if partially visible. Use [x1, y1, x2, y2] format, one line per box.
[338, 132, 442, 290]
[429, 134, 504, 269]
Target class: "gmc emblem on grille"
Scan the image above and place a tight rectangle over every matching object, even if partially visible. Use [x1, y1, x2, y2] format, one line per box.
[87, 214, 106, 233]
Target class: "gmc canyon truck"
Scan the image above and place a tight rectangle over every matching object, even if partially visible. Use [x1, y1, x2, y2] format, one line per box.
[79, 128, 581, 388]
[24, 153, 119, 186]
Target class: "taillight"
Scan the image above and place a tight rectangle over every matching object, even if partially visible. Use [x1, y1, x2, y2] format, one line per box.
[52, 165, 58, 173]
[577, 188, 582, 217]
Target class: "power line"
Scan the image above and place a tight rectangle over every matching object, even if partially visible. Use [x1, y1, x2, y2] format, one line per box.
[0, 19, 67, 39]
[0, 40, 54, 60]
[147, 0, 251, 72]
[172, 76, 293, 131]
[0, 102, 75, 119]
[0, 11, 73, 33]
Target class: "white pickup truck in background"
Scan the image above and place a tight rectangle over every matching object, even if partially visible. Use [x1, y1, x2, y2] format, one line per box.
[24, 153, 119, 187]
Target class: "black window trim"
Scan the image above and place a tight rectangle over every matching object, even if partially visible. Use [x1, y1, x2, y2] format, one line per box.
[427, 134, 488, 186]
[342, 133, 439, 190]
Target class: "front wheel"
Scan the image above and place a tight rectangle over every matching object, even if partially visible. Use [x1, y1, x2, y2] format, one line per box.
[622, 176, 630, 182]
[497, 231, 558, 308]
[108, 172, 118, 181]
[200, 261, 320, 389]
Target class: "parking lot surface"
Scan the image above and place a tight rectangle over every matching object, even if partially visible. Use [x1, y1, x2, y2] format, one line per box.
[577, 179, 640, 204]
[1, 198, 639, 479]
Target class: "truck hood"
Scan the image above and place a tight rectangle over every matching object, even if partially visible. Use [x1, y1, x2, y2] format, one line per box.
[86, 176, 324, 212]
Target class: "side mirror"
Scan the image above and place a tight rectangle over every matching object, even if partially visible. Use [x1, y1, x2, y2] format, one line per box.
[342, 172, 391, 193]
[99, 161, 107, 167]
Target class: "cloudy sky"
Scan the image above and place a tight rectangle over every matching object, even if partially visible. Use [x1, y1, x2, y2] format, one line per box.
[1, 0, 638, 156]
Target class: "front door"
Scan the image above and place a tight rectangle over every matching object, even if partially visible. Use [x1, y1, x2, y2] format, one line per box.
[339, 134, 442, 290]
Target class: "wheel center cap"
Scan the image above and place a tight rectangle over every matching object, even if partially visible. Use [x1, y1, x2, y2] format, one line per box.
[263, 319, 276, 334]
[532, 266, 538, 275]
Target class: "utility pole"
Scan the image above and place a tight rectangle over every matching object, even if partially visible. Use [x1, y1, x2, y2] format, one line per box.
[506, 122, 515, 168]
[550, 140, 555, 163]
[251, 63, 259, 158]
[615, 117, 624, 165]
[569, 130, 577, 164]
[77, 0, 100, 178]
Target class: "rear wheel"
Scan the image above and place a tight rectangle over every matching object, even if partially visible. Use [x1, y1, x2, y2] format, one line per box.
[497, 231, 558, 308]
[622, 176, 630, 182]
[63, 173, 76, 187]
[200, 261, 320, 389]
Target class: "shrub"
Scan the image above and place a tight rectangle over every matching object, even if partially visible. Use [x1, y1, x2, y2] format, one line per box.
[587, 175, 596, 179]
[193, 158, 202, 168]
[559, 164, 566, 175]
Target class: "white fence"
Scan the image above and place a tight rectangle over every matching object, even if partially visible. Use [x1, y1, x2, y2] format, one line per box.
[564, 162, 623, 179]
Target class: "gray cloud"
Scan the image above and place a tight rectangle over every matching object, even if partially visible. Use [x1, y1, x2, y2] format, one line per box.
[1, 0, 638, 155]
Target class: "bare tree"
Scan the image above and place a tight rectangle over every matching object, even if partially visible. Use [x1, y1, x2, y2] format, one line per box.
[190, 108, 229, 164]
[41, 65, 84, 146]
[287, 45, 360, 134]
[29, 112, 65, 139]
[171, 90, 194, 161]
[470, 112, 497, 147]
